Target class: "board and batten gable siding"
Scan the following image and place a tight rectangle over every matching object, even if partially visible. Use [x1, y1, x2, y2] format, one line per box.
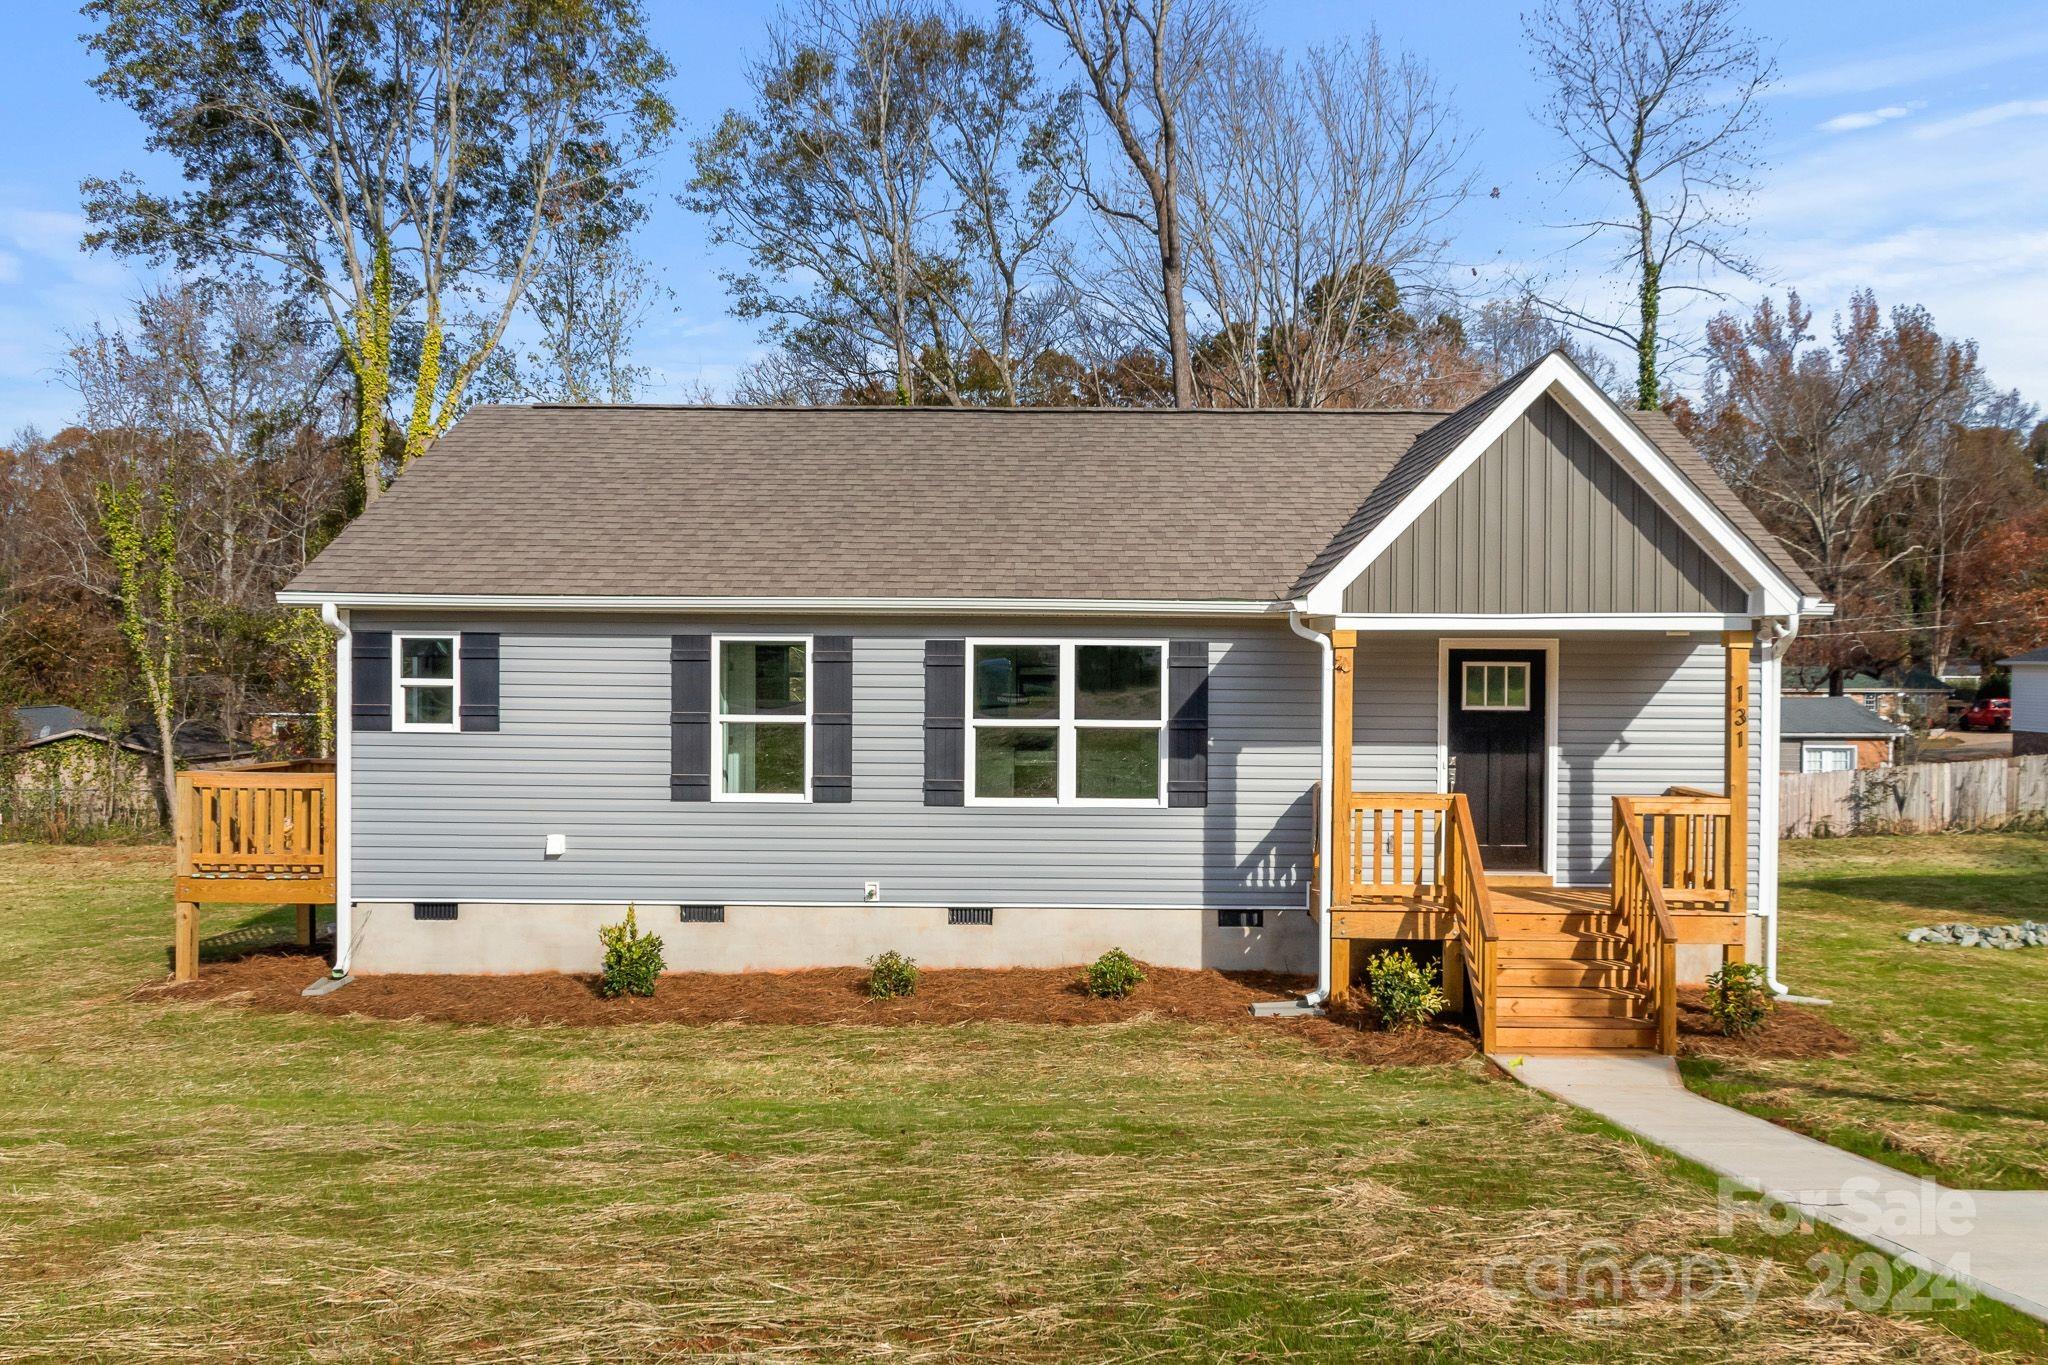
[1346, 633, 1761, 897]
[347, 614, 1318, 907]
[1343, 396, 1749, 615]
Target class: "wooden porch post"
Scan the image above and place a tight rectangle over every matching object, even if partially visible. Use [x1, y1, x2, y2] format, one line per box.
[295, 904, 316, 947]
[174, 902, 199, 983]
[1723, 630, 1752, 923]
[1329, 631, 1358, 1002]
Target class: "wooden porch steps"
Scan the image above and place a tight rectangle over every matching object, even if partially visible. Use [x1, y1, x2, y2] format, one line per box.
[1487, 887, 1655, 1053]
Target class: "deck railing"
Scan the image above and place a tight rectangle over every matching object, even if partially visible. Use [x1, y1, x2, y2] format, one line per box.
[1335, 790, 1499, 1049]
[1623, 790, 1739, 913]
[1442, 793, 1501, 1052]
[172, 761, 337, 983]
[1612, 796, 1679, 1054]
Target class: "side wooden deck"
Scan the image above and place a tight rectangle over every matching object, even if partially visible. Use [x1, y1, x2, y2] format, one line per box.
[172, 761, 336, 982]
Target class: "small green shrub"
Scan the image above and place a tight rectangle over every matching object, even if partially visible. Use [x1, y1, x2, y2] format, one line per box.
[1362, 948, 1444, 1031]
[1705, 961, 1772, 1037]
[866, 950, 919, 999]
[1082, 947, 1147, 999]
[598, 904, 664, 998]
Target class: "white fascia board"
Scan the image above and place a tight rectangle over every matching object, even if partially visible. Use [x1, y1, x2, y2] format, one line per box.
[1330, 612, 1753, 633]
[1300, 353, 1804, 617]
[275, 591, 1289, 618]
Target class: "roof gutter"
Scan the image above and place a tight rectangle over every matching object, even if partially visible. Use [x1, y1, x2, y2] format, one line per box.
[277, 591, 1291, 617]
[1286, 608, 1335, 1008]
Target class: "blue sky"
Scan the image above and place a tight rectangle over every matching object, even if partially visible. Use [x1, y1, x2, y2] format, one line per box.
[2, 0, 2044, 431]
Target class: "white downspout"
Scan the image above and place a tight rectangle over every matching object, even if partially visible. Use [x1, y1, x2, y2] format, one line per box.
[321, 603, 354, 977]
[1758, 614, 1797, 998]
[1288, 609, 1335, 1006]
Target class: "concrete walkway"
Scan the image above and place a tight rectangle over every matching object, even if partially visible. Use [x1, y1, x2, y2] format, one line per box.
[1498, 1051, 2048, 1322]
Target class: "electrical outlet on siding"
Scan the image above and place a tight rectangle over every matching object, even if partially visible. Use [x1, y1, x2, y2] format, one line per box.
[863, 882, 881, 903]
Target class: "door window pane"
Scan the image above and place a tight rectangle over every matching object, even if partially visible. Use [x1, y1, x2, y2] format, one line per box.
[1463, 661, 1531, 712]
[1076, 727, 1159, 800]
[723, 722, 806, 794]
[400, 636, 454, 680]
[721, 641, 806, 716]
[974, 726, 1058, 798]
[973, 645, 1059, 719]
[1075, 644, 1162, 720]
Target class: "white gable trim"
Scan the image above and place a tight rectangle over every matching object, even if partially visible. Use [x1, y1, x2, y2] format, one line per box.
[1299, 353, 1804, 617]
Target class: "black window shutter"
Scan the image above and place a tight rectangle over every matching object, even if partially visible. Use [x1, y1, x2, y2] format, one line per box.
[1167, 641, 1210, 808]
[459, 633, 500, 732]
[352, 631, 392, 732]
[670, 634, 712, 802]
[923, 639, 965, 806]
[813, 635, 853, 802]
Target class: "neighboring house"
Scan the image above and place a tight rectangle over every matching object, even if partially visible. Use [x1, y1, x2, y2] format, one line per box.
[249, 350, 1830, 1054]
[1780, 696, 1905, 772]
[4, 705, 241, 831]
[2001, 647, 2048, 757]
[1783, 665, 1953, 726]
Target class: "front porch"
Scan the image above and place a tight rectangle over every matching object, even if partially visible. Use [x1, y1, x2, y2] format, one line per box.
[1317, 628, 1757, 1055]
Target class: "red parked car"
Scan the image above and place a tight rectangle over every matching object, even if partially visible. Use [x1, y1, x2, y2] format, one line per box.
[1957, 696, 2011, 731]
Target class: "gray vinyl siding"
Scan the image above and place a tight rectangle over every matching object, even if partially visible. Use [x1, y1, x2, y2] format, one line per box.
[349, 613, 1318, 907]
[1344, 396, 1748, 615]
[1349, 633, 1762, 898]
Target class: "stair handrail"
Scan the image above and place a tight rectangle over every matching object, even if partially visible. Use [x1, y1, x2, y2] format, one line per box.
[1611, 796, 1679, 1054]
[1443, 793, 1501, 1052]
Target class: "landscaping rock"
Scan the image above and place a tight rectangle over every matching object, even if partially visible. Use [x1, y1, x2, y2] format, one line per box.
[1900, 919, 2048, 948]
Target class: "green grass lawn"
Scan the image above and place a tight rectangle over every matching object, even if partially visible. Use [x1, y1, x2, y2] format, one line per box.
[0, 844, 2040, 1361]
[1681, 832, 2048, 1191]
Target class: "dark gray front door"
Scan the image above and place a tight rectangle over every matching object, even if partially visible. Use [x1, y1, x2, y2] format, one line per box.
[1446, 648, 1547, 871]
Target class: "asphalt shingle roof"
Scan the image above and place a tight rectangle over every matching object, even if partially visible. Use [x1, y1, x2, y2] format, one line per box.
[1780, 696, 1907, 738]
[287, 358, 1816, 605]
[1999, 646, 2048, 666]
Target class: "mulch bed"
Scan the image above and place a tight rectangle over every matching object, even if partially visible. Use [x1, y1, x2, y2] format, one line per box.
[1675, 987, 1859, 1061]
[142, 950, 1478, 1066]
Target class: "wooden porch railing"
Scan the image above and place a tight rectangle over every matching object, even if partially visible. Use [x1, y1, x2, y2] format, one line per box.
[1623, 790, 1740, 914]
[1334, 791, 1499, 1049]
[172, 761, 337, 983]
[1612, 796, 1679, 1054]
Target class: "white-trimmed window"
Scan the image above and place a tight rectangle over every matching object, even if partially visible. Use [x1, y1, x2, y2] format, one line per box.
[715, 636, 811, 800]
[1801, 743, 1856, 774]
[968, 640, 1166, 806]
[1461, 660, 1531, 712]
[393, 634, 459, 732]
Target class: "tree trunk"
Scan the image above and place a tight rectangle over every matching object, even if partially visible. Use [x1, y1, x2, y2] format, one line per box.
[154, 708, 178, 837]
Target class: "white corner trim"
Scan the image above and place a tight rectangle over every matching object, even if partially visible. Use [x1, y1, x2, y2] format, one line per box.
[275, 591, 1289, 618]
[1300, 353, 1805, 617]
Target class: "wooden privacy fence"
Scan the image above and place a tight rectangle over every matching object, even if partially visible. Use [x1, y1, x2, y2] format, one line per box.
[1781, 755, 2048, 838]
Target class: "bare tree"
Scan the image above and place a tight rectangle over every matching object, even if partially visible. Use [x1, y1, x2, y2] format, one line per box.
[1686, 291, 1988, 684]
[687, 0, 955, 404]
[1521, 0, 1773, 409]
[1018, 0, 1234, 409]
[926, 13, 1078, 405]
[1177, 33, 1470, 408]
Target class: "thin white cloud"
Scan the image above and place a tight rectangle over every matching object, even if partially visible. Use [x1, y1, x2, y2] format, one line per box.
[1773, 27, 2048, 99]
[1818, 103, 1918, 133]
[1910, 97, 2048, 141]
